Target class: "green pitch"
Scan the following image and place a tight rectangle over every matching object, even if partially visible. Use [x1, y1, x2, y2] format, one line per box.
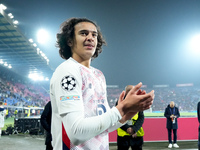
[2, 117, 14, 130]
[144, 112, 197, 117]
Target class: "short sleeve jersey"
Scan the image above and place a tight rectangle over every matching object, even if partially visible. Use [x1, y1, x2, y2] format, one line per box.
[50, 58, 110, 150]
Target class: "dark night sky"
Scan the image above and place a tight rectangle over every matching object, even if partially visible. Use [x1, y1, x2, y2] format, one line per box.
[1, 0, 200, 87]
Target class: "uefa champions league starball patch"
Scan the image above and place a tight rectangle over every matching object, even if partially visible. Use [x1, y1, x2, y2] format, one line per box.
[61, 75, 76, 91]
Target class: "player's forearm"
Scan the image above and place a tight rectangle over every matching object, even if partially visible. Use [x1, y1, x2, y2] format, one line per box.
[116, 100, 128, 119]
[116, 101, 136, 124]
[61, 107, 121, 145]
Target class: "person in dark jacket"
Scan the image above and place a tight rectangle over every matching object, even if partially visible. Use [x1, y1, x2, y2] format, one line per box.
[41, 101, 53, 150]
[164, 101, 180, 148]
[116, 85, 145, 150]
[197, 101, 200, 150]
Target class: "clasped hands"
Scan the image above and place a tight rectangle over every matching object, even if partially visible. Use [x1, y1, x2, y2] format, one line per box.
[117, 82, 154, 123]
[127, 127, 137, 138]
[170, 115, 176, 118]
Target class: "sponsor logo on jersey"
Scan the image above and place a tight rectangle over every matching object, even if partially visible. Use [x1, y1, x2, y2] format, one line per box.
[96, 104, 106, 115]
[60, 95, 80, 101]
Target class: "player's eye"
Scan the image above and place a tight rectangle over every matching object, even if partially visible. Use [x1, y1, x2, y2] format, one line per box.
[80, 31, 88, 36]
[92, 33, 98, 38]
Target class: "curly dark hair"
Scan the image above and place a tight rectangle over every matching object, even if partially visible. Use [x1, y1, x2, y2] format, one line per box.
[56, 18, 106, 60]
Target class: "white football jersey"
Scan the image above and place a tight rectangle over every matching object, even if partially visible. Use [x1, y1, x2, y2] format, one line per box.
[50, 58, 121, 150]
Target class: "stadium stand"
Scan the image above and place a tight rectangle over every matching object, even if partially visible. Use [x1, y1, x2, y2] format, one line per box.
[0, 4, 52, 122]
[1, 60, 200, 116]
[0, 65, 49, 107]
[107, 85, 200, 112]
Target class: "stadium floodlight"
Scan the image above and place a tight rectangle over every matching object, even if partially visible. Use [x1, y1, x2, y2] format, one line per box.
[41, 53, 45, 57]
[29, 73, 40, 81]
[0, 59, 3, 64]
[190, 34, 200, 55]
[46, 59, 49, 65]
[36, 48, 40, 54]
[29, 39, 33, 43]
[0, 4, 7, 10]
[8, 13, 14, 19]
[4, 62, 8, 67]
[37, 29, 49, 44]
[8, 13, 12, 16]
[13, 20, 19, 25]
[33, 43, 37, 47]
[8, 64, 12, 69]
[28, 73, 47, 81]
[38, 76, 44, 81]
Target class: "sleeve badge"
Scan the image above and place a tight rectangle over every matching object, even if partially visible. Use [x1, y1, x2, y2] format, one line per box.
[61, 75, 76, 91]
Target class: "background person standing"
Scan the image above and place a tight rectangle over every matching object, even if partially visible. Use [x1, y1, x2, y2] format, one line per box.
[0, 101, 6, 137]
[117, 85, 145, 150]
[41, 101, 52, 150]
[164, 101, 180, 148]
[117, 111, 144, 150]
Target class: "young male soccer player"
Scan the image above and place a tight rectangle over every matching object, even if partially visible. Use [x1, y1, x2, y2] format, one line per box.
[50, 17, 154, 150]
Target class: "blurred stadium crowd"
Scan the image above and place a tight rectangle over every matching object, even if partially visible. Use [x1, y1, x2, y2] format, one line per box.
[1, 64, 200, 115]
[0, 66, 50, 109]
[107, 85, 200, 112]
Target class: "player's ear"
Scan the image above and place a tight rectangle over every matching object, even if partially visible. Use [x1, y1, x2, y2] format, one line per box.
[68, 39, 73, 47]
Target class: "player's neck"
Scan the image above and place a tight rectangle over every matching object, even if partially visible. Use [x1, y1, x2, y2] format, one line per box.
[72, 56, 91, 68]
[80, 60, 91, 68]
